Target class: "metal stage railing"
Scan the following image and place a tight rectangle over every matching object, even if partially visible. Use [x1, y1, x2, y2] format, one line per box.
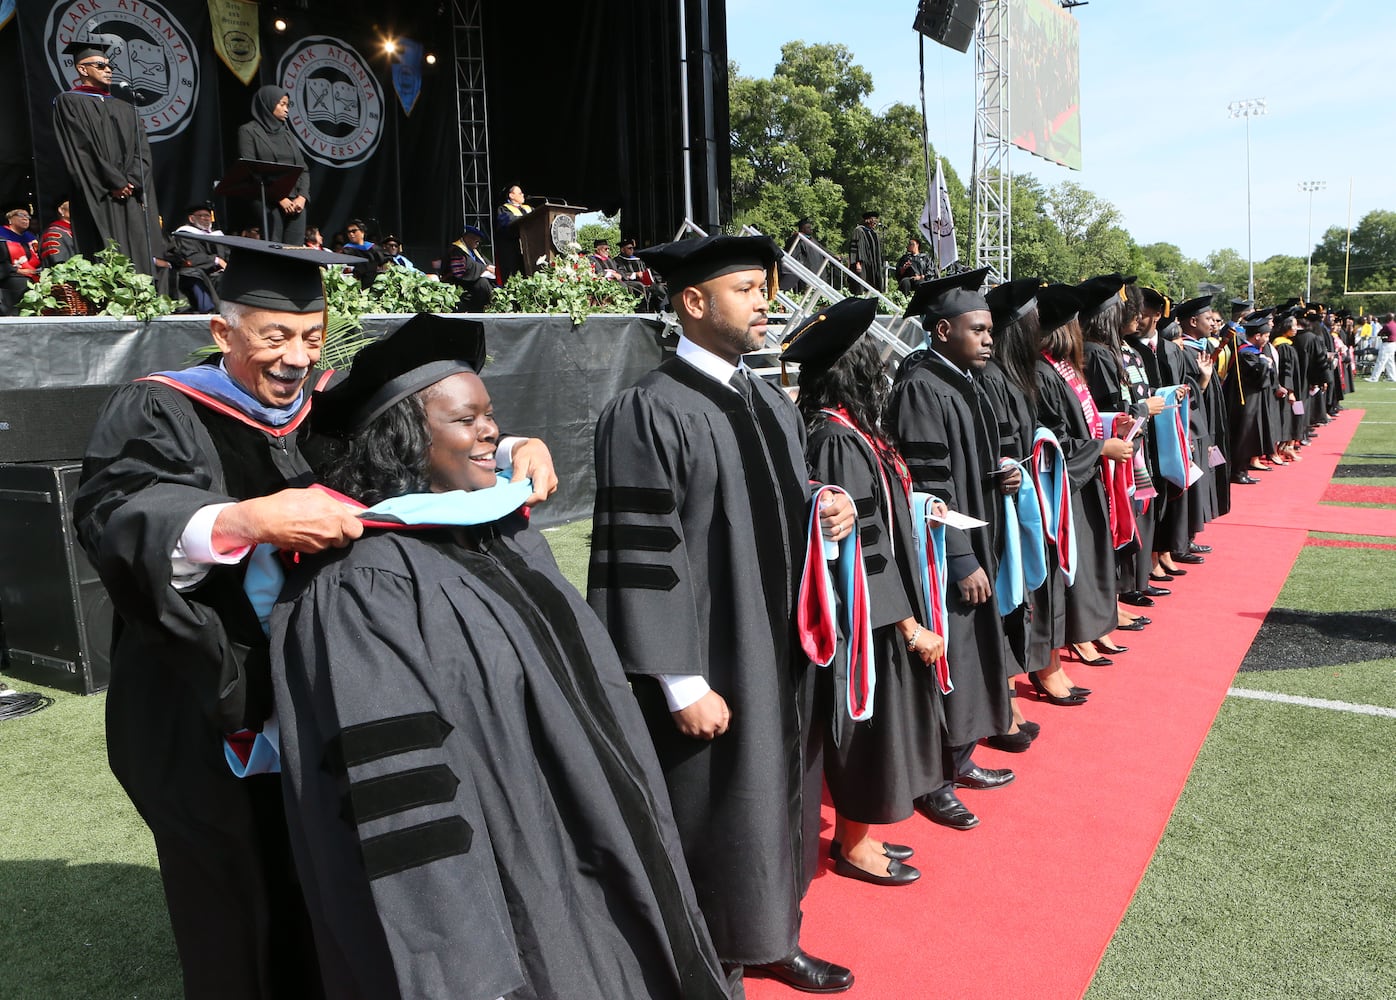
[670, 220, 925, 363]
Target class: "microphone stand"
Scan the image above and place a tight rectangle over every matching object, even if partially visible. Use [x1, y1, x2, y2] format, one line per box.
[107, 75, 158, 278]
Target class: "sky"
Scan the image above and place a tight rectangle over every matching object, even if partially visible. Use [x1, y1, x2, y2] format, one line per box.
[725, 0, 1395, 265]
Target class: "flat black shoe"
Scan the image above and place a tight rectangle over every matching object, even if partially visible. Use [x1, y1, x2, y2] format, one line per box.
[1132, 615, 1152, 625]
[1119, 592, 1155, 607]
[828, 840, 913, 862]
[954, 765, 1016, 790]
[1190, 543, 1213, 553]
[1018, 719, 1041, 740]
[1160, 565, 1187, 576]
[1173, 552, 1206, 564]
[830, 854, 921, 887]
[1028, 672, 1088, 706]
[1148, 571, 1175, 583]
[914, 788, 979, 830]
[1116, 620, 1147, 631]
[748, 949, 854, 994]
[1144, 585, 1171, 597]
[983, 729, 1033, 753]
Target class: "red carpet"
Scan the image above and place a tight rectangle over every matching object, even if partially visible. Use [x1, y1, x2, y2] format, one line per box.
[747, 410, 1362, 1000]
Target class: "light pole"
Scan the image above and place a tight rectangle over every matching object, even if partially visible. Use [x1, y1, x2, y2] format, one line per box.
[1227, 98, 1268, 302]
[1299, 180, 1326, 300]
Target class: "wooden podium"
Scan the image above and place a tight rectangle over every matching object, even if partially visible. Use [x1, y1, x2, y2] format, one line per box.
[514, 202, 586, 275]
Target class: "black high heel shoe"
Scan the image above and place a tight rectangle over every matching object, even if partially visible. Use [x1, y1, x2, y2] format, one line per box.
[1028, 672, 1087, 706]
[1094, 639, 1128, 655]
[1066, 644, 1112, 666]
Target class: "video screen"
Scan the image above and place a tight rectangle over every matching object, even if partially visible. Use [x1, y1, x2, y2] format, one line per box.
[1009, 0, 1082, 170]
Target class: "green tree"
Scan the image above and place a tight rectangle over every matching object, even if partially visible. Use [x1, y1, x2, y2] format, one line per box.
[577, 213, 622, 252]
[1129, 242, 1208, 302]
[1008, 173, 1068, 281]
[1041, 181, 1133, 281]
[1313, 211, 1396, 312]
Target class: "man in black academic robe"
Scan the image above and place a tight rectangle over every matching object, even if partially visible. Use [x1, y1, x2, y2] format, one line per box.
[848, 210, 884, 293]
[51, 42, 163, 276]
[886, 268, 1018, 829]
[589, 235, 857, 997]
[74, 238, 557, 999]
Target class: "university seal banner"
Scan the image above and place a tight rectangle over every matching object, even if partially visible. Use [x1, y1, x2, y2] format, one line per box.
[43, 0, 201, 141]
[21, 0, 225, 241]
[277, 35, 384, 168]
[209, 0, 260, 86]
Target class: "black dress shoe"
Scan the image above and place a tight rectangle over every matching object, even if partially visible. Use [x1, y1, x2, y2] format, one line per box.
[1116, 619, 1147, 631]
[1119, 591, 1155, 607]
[828, 840, 914, 862]
[983, 729, 1033, 753]
[1132, 615, 1152, 625]
[1018, 719, 1041, 739]
[748, 949, 854, 994]
[1148, 571, 1175, 583]
[1160, 565, 1187, 576]
[1143, 585, 1171, 597]
[1069, 686, 1093, 696]
[830, 853, 921, 887]
[954, 765, 1016, 790]
[1190, 543, 1213, 553]
[1173, 552, 1206, 564]
[1028, 672, 1088, 706]
[1231, 474, 1259, 485]
[914, 788, 980, 830]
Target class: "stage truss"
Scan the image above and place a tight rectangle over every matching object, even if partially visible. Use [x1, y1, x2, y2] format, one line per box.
[972, 0, 1011, 281]
[452, 0, 494, 248]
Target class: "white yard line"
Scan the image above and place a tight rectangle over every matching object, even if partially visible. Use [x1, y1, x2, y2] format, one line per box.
[1228, 687, 1396, 718]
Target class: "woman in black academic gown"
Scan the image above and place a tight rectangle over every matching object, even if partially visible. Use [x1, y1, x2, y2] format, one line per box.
[786, 299, 946, 887]
[1078, 275, 1162, 655]
[1029, 284, 1134, 701]
[271, 315, 728, 1000]
[236, 85, 310, 245]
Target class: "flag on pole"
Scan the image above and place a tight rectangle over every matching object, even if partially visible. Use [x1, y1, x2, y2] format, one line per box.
[919, 157, 958, 271]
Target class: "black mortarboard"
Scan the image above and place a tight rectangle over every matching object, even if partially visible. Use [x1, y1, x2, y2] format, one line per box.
[204, 234, 362, 312]
[1075, 273, 1127, 318]
[1173, 295, 1213, 320]
[313, 314, 487, 435]
[1036, 283, 1084, 331]
[862, 209, 879, 219]
[638, 235, 779, 293]
[461, 224, 485, 238]
[62, 40, 111, 63]
[904, 266, 991, 323]
[1229, 297, 1254, 309]
[185, 201, 213, 215]
[1159, 314, 1181, 339]
[985, 277, 1044, 329]
[780, 297, 878, 374]
[1241, 308, 1275, 331]
[593, 239, 609, 248]
[381, 234, 401, 244]
[1139, 286, 1169, 314]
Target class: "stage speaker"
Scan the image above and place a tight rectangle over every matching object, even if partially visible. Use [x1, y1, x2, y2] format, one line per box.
[0, 385, 118, 463]
[0, 462, 112, 694]
[913, 0, 982, 54]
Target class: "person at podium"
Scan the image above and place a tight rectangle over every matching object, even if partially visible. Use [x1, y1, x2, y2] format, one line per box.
[236, 85, 310, 245]
[493, 183, 533, 282]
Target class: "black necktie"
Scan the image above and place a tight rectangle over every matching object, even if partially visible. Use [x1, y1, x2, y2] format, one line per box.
[730, 369, 754, 401]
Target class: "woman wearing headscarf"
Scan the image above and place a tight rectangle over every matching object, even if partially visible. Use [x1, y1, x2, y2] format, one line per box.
[236, 85, 310, 245]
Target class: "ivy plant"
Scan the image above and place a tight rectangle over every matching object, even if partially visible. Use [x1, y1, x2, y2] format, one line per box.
[19, 243, 178, 320]
[486, 248, 640, 325]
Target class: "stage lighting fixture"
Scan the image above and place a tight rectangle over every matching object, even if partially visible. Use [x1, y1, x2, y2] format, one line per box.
[273, 17, 288, 32]
[913, 0, 981, 54]
[425, 53, 437, 66]
[383, 38, 399, 55]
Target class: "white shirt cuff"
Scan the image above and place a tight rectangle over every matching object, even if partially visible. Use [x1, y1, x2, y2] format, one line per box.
[495, 436, 519, 470]
[171, 503, 252, 590]
[657, 674, 711, 712]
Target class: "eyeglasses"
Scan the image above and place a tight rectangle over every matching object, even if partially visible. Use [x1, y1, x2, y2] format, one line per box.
[81, 60, 112, 70]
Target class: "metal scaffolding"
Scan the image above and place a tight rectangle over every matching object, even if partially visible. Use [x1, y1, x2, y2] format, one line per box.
[452, 0, 493, 250]
[972, 0, 1011, 281]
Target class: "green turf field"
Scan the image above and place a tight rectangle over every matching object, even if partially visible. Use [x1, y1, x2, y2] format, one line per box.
[1087, 387, 1396, 1000]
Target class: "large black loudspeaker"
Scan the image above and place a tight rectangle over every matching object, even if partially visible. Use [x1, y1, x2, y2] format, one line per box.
[0, 385, 119, 463]
[913, 0, 982, 54]
[0, 462, 112, 694]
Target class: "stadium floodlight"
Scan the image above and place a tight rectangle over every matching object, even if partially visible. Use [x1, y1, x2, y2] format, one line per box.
[1299, 180, 1327, 300]
[1228, 98, 1268, 301]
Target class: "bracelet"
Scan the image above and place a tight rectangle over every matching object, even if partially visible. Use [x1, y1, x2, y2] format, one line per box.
[906, 626, 923, 651]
